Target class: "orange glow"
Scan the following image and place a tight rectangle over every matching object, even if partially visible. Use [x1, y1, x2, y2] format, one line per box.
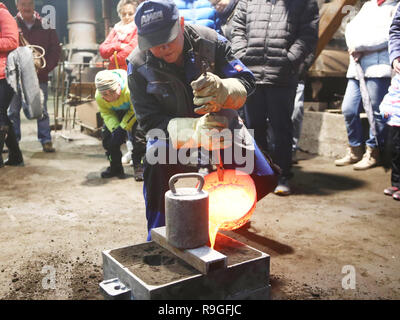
[202, 169, 256, 248]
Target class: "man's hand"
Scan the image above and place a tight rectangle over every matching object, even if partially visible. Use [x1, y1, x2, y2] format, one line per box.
[196, 114, 232, 150]
[349, 48, 363, 62]
[111, 126, 126, 146]
[191, 72, 227, 114]
[393, 57, 400, 74]
[191, 72, 247, 115]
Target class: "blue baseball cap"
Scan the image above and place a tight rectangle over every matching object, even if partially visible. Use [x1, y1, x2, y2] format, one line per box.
[135, 0, 180, 51]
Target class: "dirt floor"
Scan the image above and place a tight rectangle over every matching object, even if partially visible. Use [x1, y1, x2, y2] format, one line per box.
[0, 113, 399, 300]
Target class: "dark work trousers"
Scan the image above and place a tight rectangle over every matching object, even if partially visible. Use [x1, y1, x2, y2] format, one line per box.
[143, 138, 279, 241]
[390, 126, 400, 189]
[244, 83, 297, 179]
[130, 121, 147, 166]
[0, 79, 14, 128]
[101, 125, 125, 167]
[0, 79, 22, 164]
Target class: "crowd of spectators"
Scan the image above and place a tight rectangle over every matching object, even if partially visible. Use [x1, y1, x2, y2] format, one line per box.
[2, 0, 399, 204]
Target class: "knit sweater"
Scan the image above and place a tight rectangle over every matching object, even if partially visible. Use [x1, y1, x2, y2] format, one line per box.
[380, 74, 400, 127]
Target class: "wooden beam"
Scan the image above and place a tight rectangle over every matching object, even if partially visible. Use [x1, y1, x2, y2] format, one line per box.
[315, 0, 358, 59]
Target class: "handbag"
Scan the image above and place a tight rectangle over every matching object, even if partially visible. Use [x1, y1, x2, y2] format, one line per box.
[18, 32, 46, 72]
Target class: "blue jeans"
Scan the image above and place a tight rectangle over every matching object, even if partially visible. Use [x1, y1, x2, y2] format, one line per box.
[8, 82, 52, 145]
[341, 78, 391, 148]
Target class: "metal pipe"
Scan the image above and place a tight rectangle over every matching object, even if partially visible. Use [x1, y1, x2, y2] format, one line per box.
[102, 0, 112, 37]
[67, 0, 97, 50]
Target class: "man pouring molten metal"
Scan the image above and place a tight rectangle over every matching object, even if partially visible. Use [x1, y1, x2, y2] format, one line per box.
[127, 0, 280, 241]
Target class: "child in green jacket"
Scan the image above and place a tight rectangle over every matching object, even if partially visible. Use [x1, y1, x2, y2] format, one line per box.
[95, 69, 136, 178]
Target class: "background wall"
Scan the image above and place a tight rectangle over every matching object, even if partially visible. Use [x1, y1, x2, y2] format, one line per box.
[2, 0, 121, 44]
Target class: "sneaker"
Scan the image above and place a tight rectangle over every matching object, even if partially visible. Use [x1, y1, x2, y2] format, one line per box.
[274, 177, 291, 196]
[4, 158, 24, 166]
[4, 153, 24, 166]
[121, 151, 132, 164]
[393, 191, 400, 201]
[384, 186, 399, 196]
[133, 164, 144, 182]
[42, 142, 56, 153]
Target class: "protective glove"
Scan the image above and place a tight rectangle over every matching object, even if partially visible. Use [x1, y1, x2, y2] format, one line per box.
[167, 113, 232, 150]
[111, 126, 126, 146]
[191, 72, 247, 115]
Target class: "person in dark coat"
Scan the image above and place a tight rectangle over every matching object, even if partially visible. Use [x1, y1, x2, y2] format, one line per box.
[127, 0, 279, 240]
[231, 0, 319, 196]
[9, 0, 61, 153]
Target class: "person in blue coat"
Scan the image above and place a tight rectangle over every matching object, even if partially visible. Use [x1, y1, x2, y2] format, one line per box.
[174, 0, 220, 32]
[210, 0, 239, 41]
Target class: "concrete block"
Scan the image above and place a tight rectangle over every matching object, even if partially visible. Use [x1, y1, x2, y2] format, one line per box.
[299, 110, 369, 158]
[304, 102, 328, 112]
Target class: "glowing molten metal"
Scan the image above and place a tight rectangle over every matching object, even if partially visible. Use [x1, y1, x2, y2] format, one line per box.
[202, 170, 257, 248]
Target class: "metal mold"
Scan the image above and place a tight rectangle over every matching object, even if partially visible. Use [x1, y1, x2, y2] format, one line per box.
[99, 232, 270, 300]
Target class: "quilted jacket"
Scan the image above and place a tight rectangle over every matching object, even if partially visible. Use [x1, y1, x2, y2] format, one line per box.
[231, 0, 319, 86]
[0, 3, 19, 80]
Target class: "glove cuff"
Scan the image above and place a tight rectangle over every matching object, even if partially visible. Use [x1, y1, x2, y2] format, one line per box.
[221, 78, 247, 110]
[167, 118, 198, 149]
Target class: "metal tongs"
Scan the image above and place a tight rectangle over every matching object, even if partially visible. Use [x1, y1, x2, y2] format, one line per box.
[201, 60, 224, 182]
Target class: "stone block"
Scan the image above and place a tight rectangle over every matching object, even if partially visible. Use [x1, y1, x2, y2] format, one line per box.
[299, 110, 369, 158]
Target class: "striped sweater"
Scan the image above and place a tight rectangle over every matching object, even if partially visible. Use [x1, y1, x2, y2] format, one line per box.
[380, 74, 400, 127]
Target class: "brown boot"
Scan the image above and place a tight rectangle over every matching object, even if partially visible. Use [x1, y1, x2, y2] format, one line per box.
[334, 145, 364, 166]
[42, 142, 56, 153]
[353, 145, 380, 170]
